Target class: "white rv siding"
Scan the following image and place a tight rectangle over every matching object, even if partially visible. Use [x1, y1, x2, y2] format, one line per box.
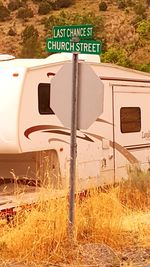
[18, 64, 70, 182]
[0, 66, 26, 153]
[0, 56, 150, 188]
[85, 79, 114, 184]
[19, 64, 63, 153]
[114, 84, 150, 178]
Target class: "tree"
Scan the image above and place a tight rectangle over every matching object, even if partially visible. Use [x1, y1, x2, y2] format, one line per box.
[146, 0, 150, 6]
[38, 1, 52, 15]
[17, 7, 33, 19]
[20, 37, 43, 58]
[21, 25, 39, 42]
[101, 47, 132, 68]
[50, 0, 75, 10]
[99, 1, 107, 11]
[7, 0, 24, 11]
[117, 0, 126, 9]
[20, 25, 42, 58]
[134, 3, 146, 18]
[137, 19, 150, 40]
[0, 5, 10, 21]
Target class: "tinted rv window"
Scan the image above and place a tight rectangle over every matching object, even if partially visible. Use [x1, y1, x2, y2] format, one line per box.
[120, 107, 141, 133]
[38, 83, 54, 115]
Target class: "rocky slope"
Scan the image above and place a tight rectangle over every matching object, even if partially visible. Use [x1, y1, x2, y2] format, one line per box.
[0, 0, 149, 71]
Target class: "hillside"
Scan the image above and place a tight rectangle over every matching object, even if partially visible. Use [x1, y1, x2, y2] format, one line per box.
[0, 0, 149, 72]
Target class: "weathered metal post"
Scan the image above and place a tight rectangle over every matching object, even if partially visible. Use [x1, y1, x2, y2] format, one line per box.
[68, 52, 78, 240]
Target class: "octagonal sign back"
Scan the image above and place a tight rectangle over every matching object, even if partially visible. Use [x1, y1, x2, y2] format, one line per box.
[51, 62, 104, 130]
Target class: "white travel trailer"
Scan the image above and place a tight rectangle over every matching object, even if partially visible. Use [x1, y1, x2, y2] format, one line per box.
[0, 53, 150, 192]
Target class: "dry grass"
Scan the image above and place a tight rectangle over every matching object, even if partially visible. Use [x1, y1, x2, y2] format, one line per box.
[0, 179, 149, 266]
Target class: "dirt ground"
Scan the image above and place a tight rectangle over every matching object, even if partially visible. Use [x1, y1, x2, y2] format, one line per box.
[0, 244, 149, 267]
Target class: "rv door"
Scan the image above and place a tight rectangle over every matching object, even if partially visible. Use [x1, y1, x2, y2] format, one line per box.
[113, 84, 150, 180]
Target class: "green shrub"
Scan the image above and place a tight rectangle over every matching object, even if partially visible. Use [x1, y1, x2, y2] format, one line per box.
[131, 15, 144, 28]
[17, 7, 33, 19]
[8, 27, 16, 36]
[21, 25, 39, 42]
[101, 37, 107, 53]
[7, 0, 24, 11]
[117, 0, 126, 9]
[133, 3, 146, 18]
[0, 5, 10, 21]
[101, 47, 132, 68]
[137, 19, 150, 40]
[99, 1, 107, 11]
[44, 11, 104, 38]
[124, 7, 130, 14]
[136, 64, 150, 73]
[146, 0, 150, 6]
[20, 36, 43, 58]
[50, 0, 75, 10]
[32, 0, 42, 2]
[20, 25, 42, 58]
[126, 0, 134, 7]
[38, 1, 52, 15]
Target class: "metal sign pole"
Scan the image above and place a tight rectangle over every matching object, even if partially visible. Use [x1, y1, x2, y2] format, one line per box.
[68, 52, 78, 240]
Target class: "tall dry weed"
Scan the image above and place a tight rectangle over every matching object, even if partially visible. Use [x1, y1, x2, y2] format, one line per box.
[118, 167, 150, 210]
[0, 172, 149, 265]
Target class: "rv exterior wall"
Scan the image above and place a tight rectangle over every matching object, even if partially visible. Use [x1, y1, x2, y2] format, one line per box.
[0, 67, 26, 153]
[0, 56, 150, 189]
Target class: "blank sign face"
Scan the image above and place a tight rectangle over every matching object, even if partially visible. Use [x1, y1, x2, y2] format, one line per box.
[77, 63, 104, 129]
[51, 62, 104, 130]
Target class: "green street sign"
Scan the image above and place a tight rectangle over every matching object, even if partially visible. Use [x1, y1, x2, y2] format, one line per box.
[53, 25, 93, 40]
[46, 38, 102, 55]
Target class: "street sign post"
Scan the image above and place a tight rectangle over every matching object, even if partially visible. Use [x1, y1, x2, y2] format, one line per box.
[46, 24, 103, 241]
[69, 53, 78, 238]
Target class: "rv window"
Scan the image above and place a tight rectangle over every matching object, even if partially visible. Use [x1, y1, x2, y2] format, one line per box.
[120, 107, 141, 133]
[38, 83, 54, 115]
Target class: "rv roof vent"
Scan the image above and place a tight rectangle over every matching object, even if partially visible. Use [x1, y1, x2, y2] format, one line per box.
[0, 54, 15, 61]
